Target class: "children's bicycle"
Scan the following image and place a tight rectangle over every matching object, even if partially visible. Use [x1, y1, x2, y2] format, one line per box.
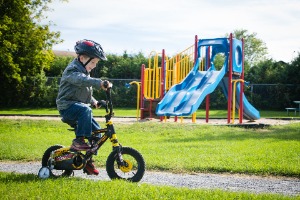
[38, 87, 145, 182]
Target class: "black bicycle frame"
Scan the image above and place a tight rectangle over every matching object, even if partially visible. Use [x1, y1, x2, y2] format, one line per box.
[85, 88, 124, 165]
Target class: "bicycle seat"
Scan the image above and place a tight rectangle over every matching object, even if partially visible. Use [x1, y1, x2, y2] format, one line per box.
[61, 117, 77, 128]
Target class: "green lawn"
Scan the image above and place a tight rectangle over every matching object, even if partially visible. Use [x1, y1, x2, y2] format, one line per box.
[0, 172, 293, 200]
[0, 118, 299, 199]
[0, 119, 299, 177]
[0, 172, 292, 200]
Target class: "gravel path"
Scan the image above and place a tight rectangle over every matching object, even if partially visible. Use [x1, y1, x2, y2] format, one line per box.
[0, 161, 299, 197]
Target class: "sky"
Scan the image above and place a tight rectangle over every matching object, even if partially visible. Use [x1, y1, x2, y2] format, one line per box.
[45, 0, 300, 63]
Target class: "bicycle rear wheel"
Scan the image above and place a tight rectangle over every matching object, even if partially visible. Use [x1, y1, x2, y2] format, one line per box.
[41, 145, 74, 177]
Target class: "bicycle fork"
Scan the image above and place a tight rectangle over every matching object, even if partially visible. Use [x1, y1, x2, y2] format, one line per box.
[106, 121, 126, 167]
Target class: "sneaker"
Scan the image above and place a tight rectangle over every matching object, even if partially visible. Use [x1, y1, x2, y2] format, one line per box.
[83, 159, 99, 175]
[71, 138, 90, 151]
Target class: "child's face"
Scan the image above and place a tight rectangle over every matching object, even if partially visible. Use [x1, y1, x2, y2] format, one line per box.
[83, 57, 100, 72]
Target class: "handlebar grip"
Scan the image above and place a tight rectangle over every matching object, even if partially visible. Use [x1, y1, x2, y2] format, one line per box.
[103, 80, 109, 88]
[103, 80, 113, 89]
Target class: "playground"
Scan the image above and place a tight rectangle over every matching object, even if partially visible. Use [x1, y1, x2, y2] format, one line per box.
[129, 34, 262, 125]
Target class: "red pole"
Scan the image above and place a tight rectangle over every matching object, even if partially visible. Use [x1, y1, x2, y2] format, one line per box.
[149, 99, 152, 118]
[140, 64, 145, 119]
[227, 33, 233, 123]
[160, 49, 165, 121]
[206, 46, 211, 123]
[239, 39, 245, 124]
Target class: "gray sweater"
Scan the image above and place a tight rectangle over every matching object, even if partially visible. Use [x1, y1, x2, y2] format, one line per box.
[56, 58, 102, 111]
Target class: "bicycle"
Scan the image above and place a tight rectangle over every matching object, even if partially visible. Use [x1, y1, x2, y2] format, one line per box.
[38, 86, 145, 182]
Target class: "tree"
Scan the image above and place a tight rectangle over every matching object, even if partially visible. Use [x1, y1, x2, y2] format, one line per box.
[46, 56, 74, 77]
[226, 29, 268, 68]
[92, 51, 147, 79]
[284, 53, 300, 84]
[246, 59, 288, 84]
[0, 0, 63, 107]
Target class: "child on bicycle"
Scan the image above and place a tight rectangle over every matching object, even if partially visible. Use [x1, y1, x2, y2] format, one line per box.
[56, 39, 111, 175]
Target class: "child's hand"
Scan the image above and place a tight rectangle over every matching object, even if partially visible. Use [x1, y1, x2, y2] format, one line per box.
[93, 101, 99, 108]
[93, 100, 106, 108]
[97, 100, 107, 108]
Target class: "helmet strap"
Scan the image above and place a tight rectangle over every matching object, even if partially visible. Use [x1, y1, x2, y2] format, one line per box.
[77, 56, 93, 68]
[84, 57, 93, 67]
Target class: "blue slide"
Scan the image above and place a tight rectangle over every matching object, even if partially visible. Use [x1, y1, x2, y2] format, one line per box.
[156, 59, 226, 116]
[156, 61, 260, 120]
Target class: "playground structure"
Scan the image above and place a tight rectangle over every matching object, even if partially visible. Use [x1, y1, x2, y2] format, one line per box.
[133, 33, 260, 123]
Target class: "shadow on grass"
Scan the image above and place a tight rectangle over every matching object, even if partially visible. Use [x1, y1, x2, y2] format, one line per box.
[166, 124, 300, 143]
[0, 172, 39, 183]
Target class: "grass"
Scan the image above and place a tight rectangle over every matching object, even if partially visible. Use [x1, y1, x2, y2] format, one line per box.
[0, 107, 297, 118]
[0, 119, 299, 177]
[0, 118, 299, 199]
[0, 172, 294, 200]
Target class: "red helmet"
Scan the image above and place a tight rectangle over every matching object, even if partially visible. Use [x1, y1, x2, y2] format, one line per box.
[74, 39, 107, 61]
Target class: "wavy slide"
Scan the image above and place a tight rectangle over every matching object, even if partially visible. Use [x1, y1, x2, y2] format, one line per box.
[156, 64, 226, 116]
[156, 66, 260, 120]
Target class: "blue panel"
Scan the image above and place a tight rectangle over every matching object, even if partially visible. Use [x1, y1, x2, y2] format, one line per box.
[198, 38, 229, 49]
[232, 39, 243, 74]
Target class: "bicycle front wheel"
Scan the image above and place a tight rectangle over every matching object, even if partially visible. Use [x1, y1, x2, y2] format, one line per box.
[106, 147, 145, 182]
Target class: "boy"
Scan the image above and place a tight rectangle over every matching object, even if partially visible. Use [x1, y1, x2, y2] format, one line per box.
[56, 39, 111, 175]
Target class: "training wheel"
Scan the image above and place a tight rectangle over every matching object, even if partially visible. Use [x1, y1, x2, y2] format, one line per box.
[38, 167, 50, 179]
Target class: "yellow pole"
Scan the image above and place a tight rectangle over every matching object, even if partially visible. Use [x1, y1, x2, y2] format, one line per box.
[129, 81, 141, 121]
[144, 69, 149, 99]
[231, 79, 244, 124]
[232, 81, 237, 124]
[192, 112, 196, 123]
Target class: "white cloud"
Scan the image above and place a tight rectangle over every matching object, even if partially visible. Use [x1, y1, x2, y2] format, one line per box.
[45, 0, 300, 62]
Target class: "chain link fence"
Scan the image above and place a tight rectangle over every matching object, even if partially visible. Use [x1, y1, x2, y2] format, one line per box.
[45, 77, 300, 110]
[246, 84, 300, 110]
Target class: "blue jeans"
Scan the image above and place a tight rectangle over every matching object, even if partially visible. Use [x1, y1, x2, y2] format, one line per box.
[59, 103, 101, 138]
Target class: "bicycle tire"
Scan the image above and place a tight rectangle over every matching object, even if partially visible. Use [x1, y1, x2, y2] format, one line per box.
[106, 146, 145, 182]
[41, 145, 73, 177]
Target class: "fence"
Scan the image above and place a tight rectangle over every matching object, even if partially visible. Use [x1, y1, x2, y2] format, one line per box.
[246, 84, 300, 110]
[45, 77, 300, 110]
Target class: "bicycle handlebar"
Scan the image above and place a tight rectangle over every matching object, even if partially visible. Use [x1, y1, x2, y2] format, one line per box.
[96, 100, 107, 107]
